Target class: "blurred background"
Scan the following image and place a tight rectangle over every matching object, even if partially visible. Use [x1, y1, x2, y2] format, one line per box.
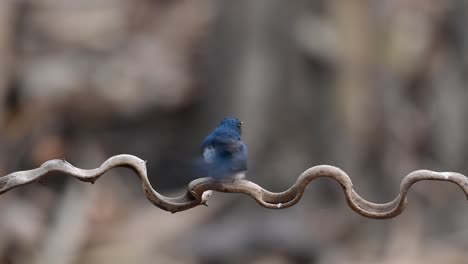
[0, 0, 467, 263]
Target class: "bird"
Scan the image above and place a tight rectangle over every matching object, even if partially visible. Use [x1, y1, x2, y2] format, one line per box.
[199, 117, 247, 181]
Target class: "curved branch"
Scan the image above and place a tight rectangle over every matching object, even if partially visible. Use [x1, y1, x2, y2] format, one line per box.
[0, 154, 467, 218]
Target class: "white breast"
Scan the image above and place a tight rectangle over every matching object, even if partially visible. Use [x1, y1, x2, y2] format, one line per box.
[203, 146, 216, 163]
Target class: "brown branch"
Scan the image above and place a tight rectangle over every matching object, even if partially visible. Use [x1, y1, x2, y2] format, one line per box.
[0, 154, 467, 219]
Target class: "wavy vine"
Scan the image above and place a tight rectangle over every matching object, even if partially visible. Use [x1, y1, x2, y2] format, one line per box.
[0, 154, 467, 219]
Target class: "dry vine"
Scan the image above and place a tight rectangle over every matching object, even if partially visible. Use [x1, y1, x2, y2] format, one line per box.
[0, 154, 467, 219]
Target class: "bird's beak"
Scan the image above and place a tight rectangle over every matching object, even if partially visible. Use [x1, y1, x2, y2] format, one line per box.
[240, 121, 244, 125]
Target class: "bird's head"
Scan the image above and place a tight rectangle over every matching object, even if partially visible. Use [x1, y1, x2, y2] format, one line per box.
[218, 117, 243, 134]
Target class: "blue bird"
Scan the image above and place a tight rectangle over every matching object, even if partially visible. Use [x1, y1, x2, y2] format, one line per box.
[199, 117, 248, 180]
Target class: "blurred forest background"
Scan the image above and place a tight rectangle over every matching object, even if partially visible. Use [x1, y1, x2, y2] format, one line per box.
[0, 0, 467, 263]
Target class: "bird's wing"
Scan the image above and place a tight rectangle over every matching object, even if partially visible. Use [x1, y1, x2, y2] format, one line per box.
[211, 135, 244, 155]
[200, 132, 247, 177]
[212, 135, 247, 172]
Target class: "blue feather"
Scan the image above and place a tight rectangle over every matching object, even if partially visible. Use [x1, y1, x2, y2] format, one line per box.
[199, 117, 248, 180]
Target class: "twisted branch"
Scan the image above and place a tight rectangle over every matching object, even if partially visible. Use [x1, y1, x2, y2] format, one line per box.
[0, 154, 467, 219]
